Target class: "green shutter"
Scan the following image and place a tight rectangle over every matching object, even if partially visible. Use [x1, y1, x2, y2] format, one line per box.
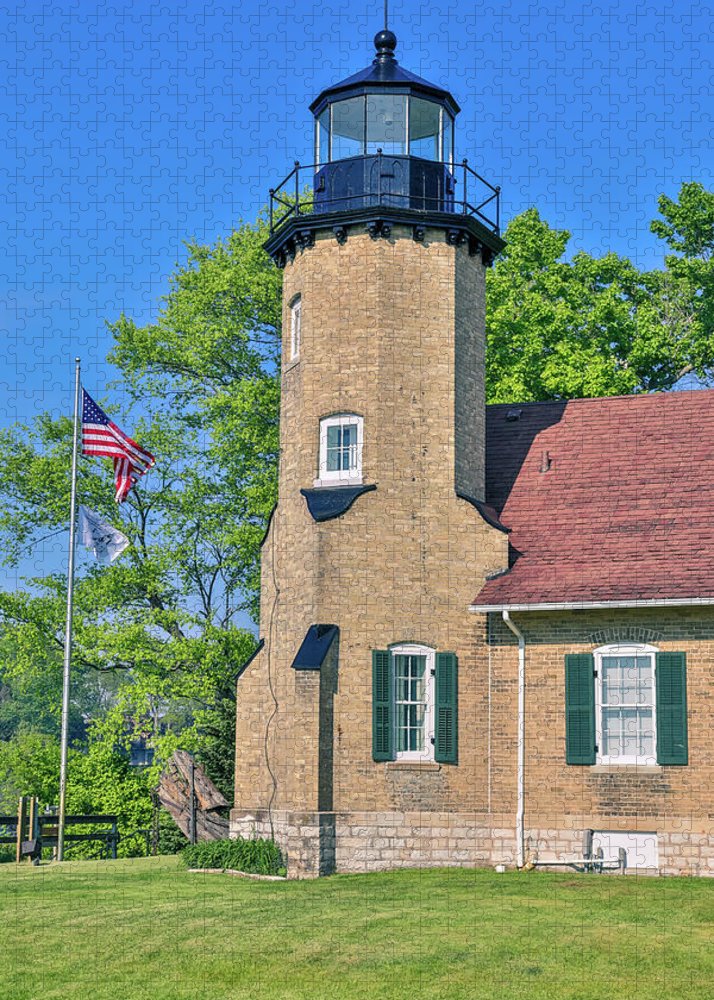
[656, 652, 688, 765]
[565, 654, 596, 764]
[372, 650, 393, 761]
[435, 652, 458, 764]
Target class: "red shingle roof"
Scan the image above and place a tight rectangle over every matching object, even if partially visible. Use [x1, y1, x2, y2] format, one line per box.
[473, 390, 714, 608]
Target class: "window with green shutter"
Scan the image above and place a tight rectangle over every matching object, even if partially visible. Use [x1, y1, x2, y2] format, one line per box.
[372, 650, 393, 761]
[655, 652, 688, 765]
[565, 653, 596, 764]
[435, 652, 458, 763]
[372, 645, 459, 764]
[566, 646, 689, 767]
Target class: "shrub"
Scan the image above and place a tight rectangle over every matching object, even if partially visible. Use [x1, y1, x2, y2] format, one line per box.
[181, 837, 285, 876]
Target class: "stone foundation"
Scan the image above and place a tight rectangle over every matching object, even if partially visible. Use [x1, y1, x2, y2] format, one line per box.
[231, 808, 714, 878]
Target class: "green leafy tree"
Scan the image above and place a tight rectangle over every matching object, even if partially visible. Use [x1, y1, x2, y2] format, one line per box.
[108, 219, 282, 617]
[487, 188, 714, 401]
[0, 219, 280, 807]
[649, 181, 714, 382]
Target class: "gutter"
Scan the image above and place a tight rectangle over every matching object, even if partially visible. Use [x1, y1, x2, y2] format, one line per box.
[470, 596, 714, 613]
[501, 610, 525, 870]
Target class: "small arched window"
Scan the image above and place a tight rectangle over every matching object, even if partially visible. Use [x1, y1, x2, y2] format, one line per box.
[316, 413, 363, 486]
[289, 295, 301, 361]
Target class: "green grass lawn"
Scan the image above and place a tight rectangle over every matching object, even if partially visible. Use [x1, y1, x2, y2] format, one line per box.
[1, 857, 713, 1000]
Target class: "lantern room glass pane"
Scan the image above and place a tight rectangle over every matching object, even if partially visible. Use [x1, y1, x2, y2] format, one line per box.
[316, 108, 330, 163]
[409, 97, 440, 160]
[331, 97, 365, 160]
[442, 111, 453, 165]
[366, 94, 407, 154]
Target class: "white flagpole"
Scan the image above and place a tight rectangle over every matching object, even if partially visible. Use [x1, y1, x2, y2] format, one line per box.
[57, 357, 81, 862]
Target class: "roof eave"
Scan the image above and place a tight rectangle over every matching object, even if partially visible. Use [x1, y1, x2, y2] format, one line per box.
[309, 81, 460, 118]
[469, 596, 714, 613]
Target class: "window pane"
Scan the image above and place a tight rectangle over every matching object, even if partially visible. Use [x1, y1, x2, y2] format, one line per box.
[638, 709, 654, 758]
[442, 112, 453, 165]
[636, 658, 653, 700]
[331, 98, 364, 159]
[395, 654, 427, 753]
[600, 652, 654, 760]
[602, 655, 652, 705]
[317, 109, 330, 162]
[602, 707, 655, 759]
[601, 707, 621, 757]
[290, 299, 301, 358]
[366, 95, 407, 155]
[410, 98, 440, 159]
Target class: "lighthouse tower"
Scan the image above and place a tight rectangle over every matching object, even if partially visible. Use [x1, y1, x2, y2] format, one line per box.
[232, 30, 508, 877]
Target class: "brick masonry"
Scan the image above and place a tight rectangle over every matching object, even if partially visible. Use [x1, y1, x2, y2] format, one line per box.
[231, 220, 714, 878]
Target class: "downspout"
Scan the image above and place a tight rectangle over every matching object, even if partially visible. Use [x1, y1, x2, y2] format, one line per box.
[502, 610, 525, 869]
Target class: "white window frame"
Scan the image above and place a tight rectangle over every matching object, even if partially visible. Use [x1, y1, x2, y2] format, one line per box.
[289, 295, 301, 361]
[389, 643, 435, 762]
[594, 643, 658, 766]
[315, 413, 364, 487]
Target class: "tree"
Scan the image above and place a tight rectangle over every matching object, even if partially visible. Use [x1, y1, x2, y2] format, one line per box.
[108, 219, 282, 619]
[486, 188, 714, 402]
[650, 181, 714, 382]
[0, 219, 281, 806]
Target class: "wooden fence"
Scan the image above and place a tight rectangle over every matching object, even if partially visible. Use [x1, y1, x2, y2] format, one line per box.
[0, 798, 118, 861]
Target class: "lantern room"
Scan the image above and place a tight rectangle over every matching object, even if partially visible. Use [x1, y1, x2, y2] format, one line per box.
[264, 28, 502, 265]
[309, 30, 458, 214]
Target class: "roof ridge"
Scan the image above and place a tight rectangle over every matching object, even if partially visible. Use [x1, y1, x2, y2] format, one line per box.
[487, 387, 714, 410]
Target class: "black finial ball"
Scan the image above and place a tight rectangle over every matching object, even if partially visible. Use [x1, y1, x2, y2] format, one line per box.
[374, 29, 397, 56]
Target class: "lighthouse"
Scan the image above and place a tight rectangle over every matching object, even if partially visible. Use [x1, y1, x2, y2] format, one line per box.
[232, 30, 508, 877]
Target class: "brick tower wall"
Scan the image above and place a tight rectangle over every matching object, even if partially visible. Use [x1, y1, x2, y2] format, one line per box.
[232, 224, 509, 874]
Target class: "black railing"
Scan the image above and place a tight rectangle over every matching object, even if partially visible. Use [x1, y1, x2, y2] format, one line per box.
[268, 153, 500, 236]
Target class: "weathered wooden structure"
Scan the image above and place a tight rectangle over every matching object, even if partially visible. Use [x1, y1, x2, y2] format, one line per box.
[157, 750, 229, 842]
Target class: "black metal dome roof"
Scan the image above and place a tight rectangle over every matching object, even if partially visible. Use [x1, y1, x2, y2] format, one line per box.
[309, 31, 460, 117]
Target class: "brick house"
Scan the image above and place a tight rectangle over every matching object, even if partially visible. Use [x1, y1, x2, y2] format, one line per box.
[231, 30, 713, 877]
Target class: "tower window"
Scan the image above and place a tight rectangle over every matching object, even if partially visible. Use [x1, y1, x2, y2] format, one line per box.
[316, 414, 363, 486]
[289, 295, 301, 360]
[372, 644, 458, 764]
[394, 649, 431, 756]
[596, 645, 656, 765]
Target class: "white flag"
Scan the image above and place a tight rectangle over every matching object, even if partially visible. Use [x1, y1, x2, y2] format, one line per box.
[79, 505, 130, 564]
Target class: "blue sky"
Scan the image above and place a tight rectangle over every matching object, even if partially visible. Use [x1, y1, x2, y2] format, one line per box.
[2, 0, 712, 429]
[1, 1, 712, 588]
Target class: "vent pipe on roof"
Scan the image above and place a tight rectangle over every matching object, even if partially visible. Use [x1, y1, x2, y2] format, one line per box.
[539, 450, 552, 473]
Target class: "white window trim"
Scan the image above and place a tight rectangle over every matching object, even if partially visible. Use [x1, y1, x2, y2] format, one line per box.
[314, 413, 364, 487]
[289, 295, 301, 361]
[594, 643, 658, 766]
[390, 642, 435, 762]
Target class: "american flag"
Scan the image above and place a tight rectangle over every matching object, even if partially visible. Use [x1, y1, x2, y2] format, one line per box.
[81, 390, 156, 503]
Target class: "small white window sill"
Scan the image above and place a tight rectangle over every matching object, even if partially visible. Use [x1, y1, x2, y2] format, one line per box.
[312, 477, 363, 489]
[590, 765, 662, 774]
[386, 761, 441, 772]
